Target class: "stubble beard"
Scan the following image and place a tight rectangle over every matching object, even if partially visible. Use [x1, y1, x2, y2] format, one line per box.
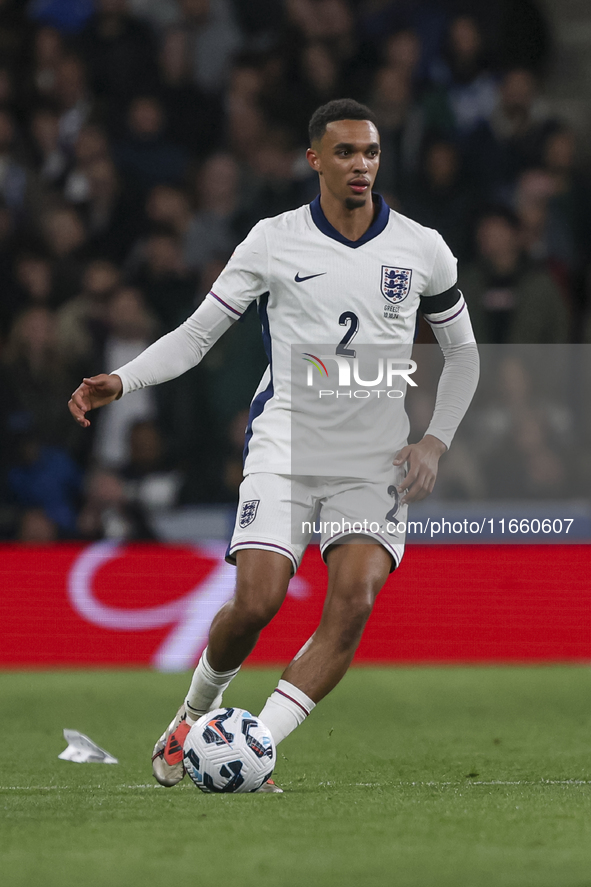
[344, 196, 367, 210]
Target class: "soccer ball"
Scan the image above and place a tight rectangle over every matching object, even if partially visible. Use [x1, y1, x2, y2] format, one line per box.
[183, 707, 276, 793]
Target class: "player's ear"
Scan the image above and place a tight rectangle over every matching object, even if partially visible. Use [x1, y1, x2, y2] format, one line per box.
[306, 147, 321, 174]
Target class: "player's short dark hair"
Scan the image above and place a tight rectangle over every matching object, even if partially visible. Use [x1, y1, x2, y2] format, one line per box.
[308, 98, 378, 145]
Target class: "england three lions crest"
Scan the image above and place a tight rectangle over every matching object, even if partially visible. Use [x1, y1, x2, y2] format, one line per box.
[239, 499, 259, 528]
[381, 266, 412, 304]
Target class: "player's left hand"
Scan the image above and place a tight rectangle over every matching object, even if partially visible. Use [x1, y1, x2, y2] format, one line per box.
[393, 434, 447, 504]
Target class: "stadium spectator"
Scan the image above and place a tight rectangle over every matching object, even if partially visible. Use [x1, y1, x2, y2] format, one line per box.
[16, 507, 59, 543]
[231, 0, 285, 50]
[541, 126, 591, 282]
[177, 0, 242, 96]
[285, 0, 356, 53]
[55, 258, 121, 368]
[0, 64, 17, 116]
[513, 168, 576, 296]
[141, 183, 233, 276]
[156, 26, 222, 157]
[62, 123, 111, 204]
[3, 306, 81, 451]
[0, 108, 28, 212]
[427, 15, 498, 137]
[121, 418, 183, 515]
[358, 0, 448, 67]
[225, 61, 268, 159]
[80, 156, 144, 263]
[404, 138, 476, 260]
[13, 252, 54, 309]
[28, 106, 68, 187]
[113, 95, 189, 194]
[143, 184, 192, 237]
[460, 208, 569, 343]
[40, 204, 88, 302]
[77, 466, 156, 540]
[7, 430, 81, 534]
[52, 54, 92, 152]
[128, 0, 180, 31]
[129, 229, 198, 332]
[472, 354, 572, 499]
[370, 66, 426, 200]
[78, 0, 159, 119]
[183, 153, 241, 272]
[0, 201, 18, 335]
[25, 25, 64, 104]
[300, 42, 343, 111]
[238, 131, 310, 232]
[91, 285, 156, 467]
[27, 0, 94, 35]
[382, 29, 422, 84]
[465, 68, 558, 203]
[0, 0, 31, 72]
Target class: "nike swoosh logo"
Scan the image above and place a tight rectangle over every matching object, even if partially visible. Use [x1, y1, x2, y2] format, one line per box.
[294, 272, 327, 283]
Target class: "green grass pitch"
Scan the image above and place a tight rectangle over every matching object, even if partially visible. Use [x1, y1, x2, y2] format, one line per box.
[2, 666, 591, 887]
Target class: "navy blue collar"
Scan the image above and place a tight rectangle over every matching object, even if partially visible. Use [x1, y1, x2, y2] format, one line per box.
[310, 193, 390, 248]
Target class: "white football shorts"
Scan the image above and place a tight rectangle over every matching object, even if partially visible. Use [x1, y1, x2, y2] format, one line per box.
[226, 471, 407, 574]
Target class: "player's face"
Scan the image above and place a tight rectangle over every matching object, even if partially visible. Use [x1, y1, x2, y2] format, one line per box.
[307, 119, 381, 209]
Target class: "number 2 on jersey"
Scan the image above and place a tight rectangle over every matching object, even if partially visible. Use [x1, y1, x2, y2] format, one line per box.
[336, 311, 359, 357]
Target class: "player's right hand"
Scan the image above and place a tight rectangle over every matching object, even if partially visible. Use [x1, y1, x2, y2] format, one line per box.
[68, 374, 123, 428]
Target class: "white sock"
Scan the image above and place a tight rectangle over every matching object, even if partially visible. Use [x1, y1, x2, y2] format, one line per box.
[258, 679, 316, 745]
[185, 647, 240, 725]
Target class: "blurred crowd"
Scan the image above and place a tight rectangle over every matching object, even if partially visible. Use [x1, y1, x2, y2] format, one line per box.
[408, 346, 591, 503]
[1, 0, 590, 542]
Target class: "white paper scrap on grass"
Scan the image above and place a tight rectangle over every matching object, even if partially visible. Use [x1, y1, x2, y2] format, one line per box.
[58, 729, 118, 764]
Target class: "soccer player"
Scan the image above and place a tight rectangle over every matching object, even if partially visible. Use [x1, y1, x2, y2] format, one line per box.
[69, 99, 479, 792]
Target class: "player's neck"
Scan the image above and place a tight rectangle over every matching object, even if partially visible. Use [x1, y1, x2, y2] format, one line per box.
[319, 190, 376, 242]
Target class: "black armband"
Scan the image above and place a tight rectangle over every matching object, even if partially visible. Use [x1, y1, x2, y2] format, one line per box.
[420, 284, 462, 315]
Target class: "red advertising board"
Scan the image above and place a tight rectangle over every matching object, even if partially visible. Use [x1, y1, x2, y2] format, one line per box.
[0, 542, 589, 669]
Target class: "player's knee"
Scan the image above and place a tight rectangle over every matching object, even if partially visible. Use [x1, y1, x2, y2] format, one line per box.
[232, 594, 281, 632]
[334, 610, 371, 651]
[327, 590, 375, 649]
[344, 592, 375, 627]
[339, 572, 380, 614]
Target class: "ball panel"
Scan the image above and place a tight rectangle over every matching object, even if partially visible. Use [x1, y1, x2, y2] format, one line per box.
[183, 707, 276, 793]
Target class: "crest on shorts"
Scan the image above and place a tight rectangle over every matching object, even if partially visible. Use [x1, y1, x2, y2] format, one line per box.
[239, 499, 260, 528]
[381, 266, 412, 304]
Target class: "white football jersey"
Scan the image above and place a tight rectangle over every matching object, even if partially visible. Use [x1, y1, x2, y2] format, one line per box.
[207, 195, 461, 478]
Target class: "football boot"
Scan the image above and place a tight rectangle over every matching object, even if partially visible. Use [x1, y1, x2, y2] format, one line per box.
[152, 704, 191, 787]
[256, 778, 283, 793]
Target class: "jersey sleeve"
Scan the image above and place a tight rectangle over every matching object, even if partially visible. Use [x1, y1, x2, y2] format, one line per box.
[419, 231, 469, 337]
[424, 337, 480, 448]
[114, 298, 235, 395]
[421, 231, 458, 297]
[205, 220, 269, 318]
[419, 232, 479, 446]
